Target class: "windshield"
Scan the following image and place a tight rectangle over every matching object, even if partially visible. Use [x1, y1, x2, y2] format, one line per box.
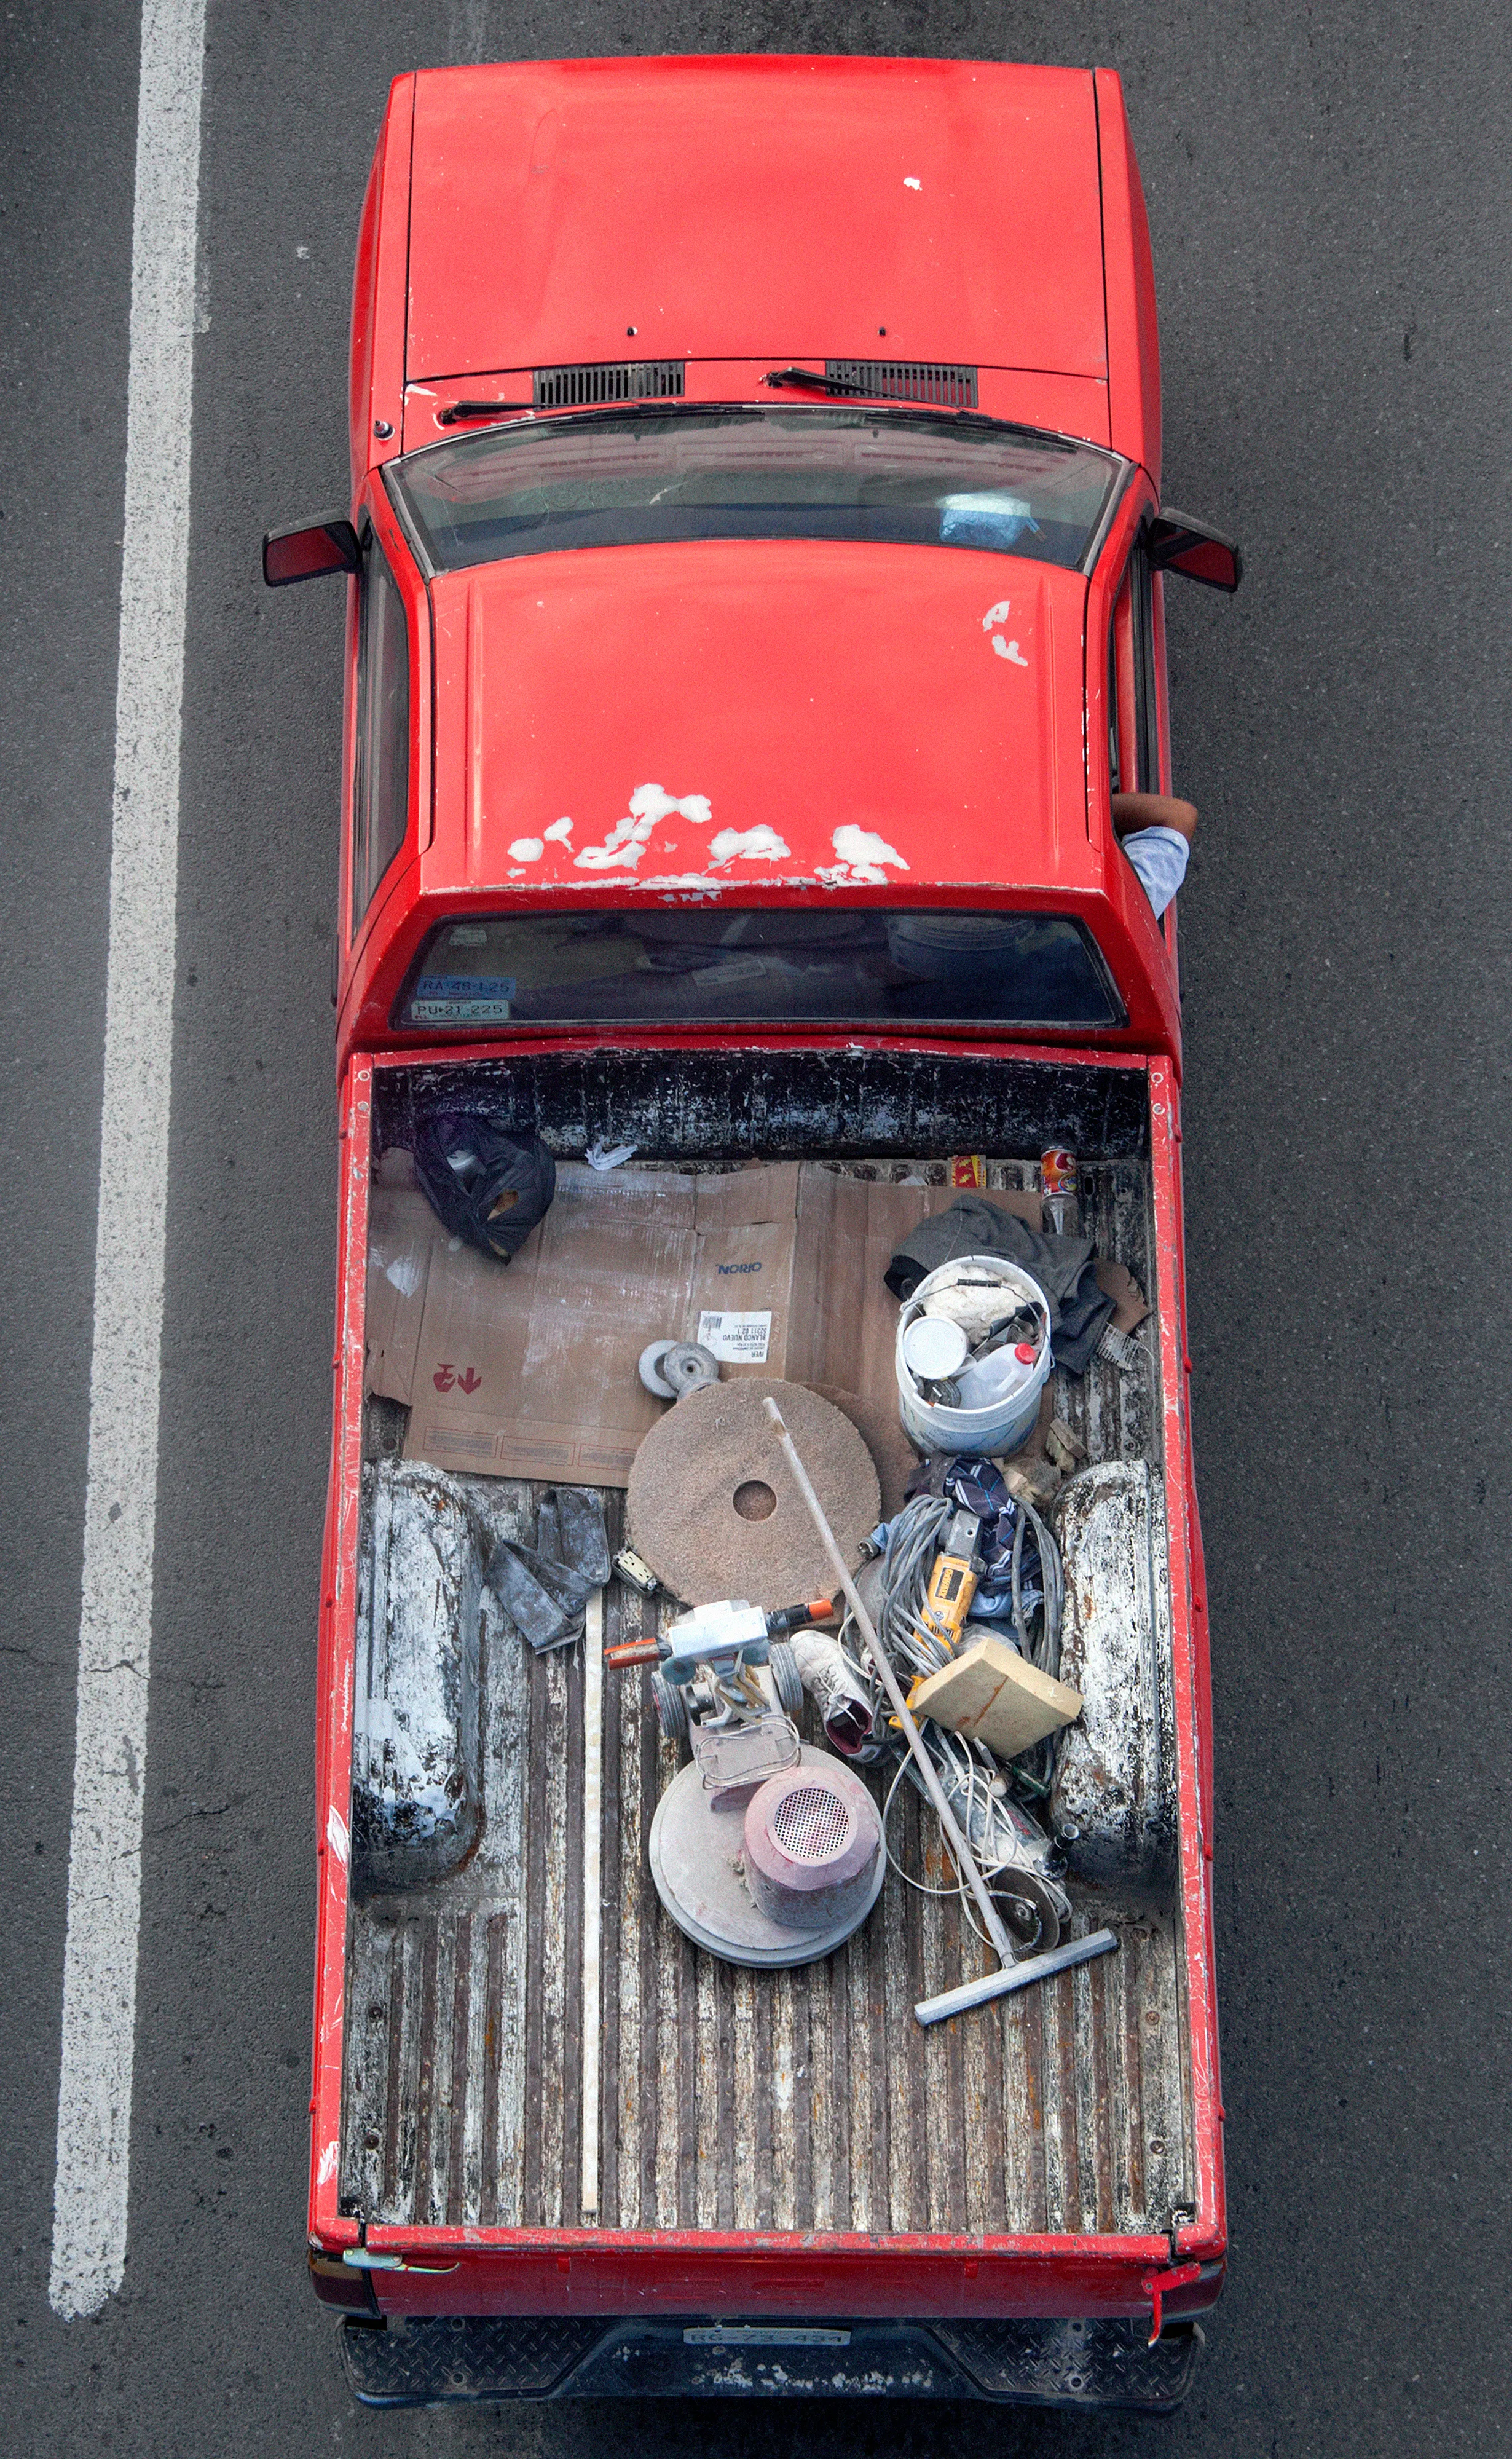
[389, 408, 1124, 575]
[396, 907, 1124, 1032]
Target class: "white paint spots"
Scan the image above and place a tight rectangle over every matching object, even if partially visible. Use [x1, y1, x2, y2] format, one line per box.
[317, 2139, 339, 2187]
[543, 816, 573, 843]
[904, 175, 922, 191]
[50, 0, 208, 2329]
[573, 782, 712, 871]
[709, 825, 790, 864]
[982, 599, 1028, 668]
[508, 836, 544, 862]
[817, 826, 910, 887]
[384, 1253, 423, 1297]
[326, 1804, 350, 1868]
[295, 243, 309, 260]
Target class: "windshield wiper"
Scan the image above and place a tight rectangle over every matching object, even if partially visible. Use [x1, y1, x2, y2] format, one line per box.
[760, 369, 1077, 450]
[763, 366, 890, 400]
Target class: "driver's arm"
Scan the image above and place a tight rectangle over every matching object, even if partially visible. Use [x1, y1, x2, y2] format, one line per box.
[1111, 791, 1199, 843]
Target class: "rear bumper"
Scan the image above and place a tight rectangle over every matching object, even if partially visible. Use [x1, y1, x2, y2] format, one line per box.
[339, 2311, 1204, 2410]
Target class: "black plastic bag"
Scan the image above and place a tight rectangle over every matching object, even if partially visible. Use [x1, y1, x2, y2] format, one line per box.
[411, 1109, 556, 1262]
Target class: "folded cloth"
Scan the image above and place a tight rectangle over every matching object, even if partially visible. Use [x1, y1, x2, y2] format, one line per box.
[884, 1194, 1115, 1375]
[484, 1536, 593, 1654]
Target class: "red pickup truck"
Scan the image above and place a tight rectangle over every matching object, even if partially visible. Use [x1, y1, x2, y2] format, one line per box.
[267, 55, 1240, 2412]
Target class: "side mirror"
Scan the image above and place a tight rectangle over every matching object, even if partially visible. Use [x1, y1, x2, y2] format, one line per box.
[1148, 509, 1242, 593]
[262, 513, 360, 588]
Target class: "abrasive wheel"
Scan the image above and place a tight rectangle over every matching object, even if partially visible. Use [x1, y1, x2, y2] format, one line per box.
[993, 1870, 1063, 1954]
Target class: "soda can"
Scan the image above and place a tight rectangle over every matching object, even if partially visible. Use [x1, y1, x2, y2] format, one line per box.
[1041, 1146, 1080, 1236]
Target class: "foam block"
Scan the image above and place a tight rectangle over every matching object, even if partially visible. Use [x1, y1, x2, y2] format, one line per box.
[910, 1632, 1082, 1759]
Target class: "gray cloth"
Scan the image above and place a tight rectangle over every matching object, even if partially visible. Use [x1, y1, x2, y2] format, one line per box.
[884, 1194, 1114, 1375]
[484, 1537, 593, 1653]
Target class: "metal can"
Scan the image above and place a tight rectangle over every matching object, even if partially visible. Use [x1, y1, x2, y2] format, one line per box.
[1041, 1146, 1081, 1236]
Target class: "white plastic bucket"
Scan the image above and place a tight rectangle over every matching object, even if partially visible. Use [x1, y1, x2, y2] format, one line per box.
[895, 1254, 1053, 1458]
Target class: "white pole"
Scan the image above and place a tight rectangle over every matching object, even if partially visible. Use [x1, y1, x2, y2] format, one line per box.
[762, 1397, 1017, 1969]
[580, 1587, 604, 2217]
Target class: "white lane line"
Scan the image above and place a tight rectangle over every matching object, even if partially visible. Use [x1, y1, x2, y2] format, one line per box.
[49, 0, 207, 2323]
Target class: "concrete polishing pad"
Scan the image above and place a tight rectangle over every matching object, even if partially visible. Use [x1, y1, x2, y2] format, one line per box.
[803, 1384, 923, 1521]
[627, 1378, 880, 1606]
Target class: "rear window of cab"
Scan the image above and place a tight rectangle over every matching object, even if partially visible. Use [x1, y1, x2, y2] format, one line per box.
[395, 908, 1125, 1032]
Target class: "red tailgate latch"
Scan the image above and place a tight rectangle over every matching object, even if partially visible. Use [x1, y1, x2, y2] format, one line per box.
[1140, 2260, 1203, 2345]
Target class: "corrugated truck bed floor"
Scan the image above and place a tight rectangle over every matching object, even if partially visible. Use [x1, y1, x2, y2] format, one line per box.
[338, 1159, 1192, 2240]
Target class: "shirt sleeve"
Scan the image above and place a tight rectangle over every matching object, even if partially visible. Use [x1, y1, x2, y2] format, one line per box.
[1121, 825, 1191, 920]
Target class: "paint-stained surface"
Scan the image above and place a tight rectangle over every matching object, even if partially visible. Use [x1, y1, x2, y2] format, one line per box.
[428, 547, 1083, 898]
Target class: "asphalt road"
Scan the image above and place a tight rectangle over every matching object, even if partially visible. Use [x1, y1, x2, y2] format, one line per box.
[4, 3, 1510, 2452]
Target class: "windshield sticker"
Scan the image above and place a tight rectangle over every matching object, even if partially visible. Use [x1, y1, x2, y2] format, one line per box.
[697, 1309, 773, 1364]
[411, 997, 514, 1023]
[447, 923, 489, 946]
[982, 598, 1030, 666]
[415, 976, 516, 998]
[573, 781, 712, 870]
[817, 825, 910, 888]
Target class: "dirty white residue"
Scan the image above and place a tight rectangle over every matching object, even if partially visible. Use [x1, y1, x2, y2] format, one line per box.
[708, 825, 790, 865]
[543, 816, 573, 843]
[573, 782, 712, 871]
[982, 598, 1029, 668]
[639, 874, 725, 897]
[817, 824, 910, 887]
[904, 175, 921, 190]
[317, 2138, 339, 2186]
[508, 836, 544, 861]
[384, 1255, 423, 1297]
[325, 1803, 350, 1866]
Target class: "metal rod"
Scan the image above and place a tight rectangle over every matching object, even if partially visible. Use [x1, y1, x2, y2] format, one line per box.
[763, 1396, 1018, 1968]
[579, 1587, 604, 2217]
[915, 1927, 1120, 2027]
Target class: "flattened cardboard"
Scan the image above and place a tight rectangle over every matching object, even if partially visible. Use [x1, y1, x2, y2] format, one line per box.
[395, 1162, 799, 1486]
[364, 1158, 1043, 1489]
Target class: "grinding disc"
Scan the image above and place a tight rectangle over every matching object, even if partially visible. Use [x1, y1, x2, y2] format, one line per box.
[627, 1377, 880, 1606]
[802, 1383, 924, 1521]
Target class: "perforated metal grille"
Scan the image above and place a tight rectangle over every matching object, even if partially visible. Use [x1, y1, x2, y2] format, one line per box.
[770, 1783, 852, 1862]
[825, 358, 978, 407]
[533, 360, 685, 408]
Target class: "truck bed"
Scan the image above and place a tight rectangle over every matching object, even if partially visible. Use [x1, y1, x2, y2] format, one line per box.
[334, 1051, 1194, 2248]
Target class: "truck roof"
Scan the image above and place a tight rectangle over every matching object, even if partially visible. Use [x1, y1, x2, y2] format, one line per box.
[405, 57, 1108, 386]
[424, 540, 1102, 902]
